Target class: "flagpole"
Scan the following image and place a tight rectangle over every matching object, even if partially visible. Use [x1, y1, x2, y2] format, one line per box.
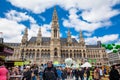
[0, 32, 3, 38]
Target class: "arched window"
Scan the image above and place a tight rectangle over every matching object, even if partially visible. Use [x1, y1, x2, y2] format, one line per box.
[54, 29, 57, 37]
[66, 53, 68, 58]
[48, 53, 50, 58]
[54, 48, 57, 57]
[80, 53, 82, 58]
[70, 53, 72, 58]
[83, 53, 85, 57]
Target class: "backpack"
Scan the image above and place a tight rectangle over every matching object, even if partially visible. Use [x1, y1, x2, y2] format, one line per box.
[84, 71, 87, 77]
[44, 67, 57, 80]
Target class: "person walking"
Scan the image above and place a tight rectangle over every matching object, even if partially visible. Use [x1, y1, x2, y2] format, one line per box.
[43, 61, 58, 80]
[99, 67, 103, 79]
[74, 68, 80, 80]
[39, 68, 43, 80]
[56, 67, 62, 80]
[83, 67, 90, 80]
[109, 65, 120, 80]
[79, 68, 84, 80]
[0, 58, 9, 80]
[22, 66, 32, 80]
[61, 68, 67, 80]
[93, 67, 100, 80]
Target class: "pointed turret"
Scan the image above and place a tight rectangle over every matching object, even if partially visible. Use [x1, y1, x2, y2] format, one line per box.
[79, 30, 85, 46]
[36, 27, 42, 45]
[51, 6, 60, 39]
[67, 29, 72, 43]
[21, 28, 28, 45]
[52, 7, 58, 22]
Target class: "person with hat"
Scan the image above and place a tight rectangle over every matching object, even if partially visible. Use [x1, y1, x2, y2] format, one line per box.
[22, 66, 32, 80]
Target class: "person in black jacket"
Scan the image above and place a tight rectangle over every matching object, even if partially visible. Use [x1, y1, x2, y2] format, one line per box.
[23, 66, 32, 80]
[109, 65, 120, 80]
[43, 61, 58, 80]
[74, 68, 80, 80]
[61, 68, 67, 80]
[79, 68, 84, 80]
[83, 67, 90, 80]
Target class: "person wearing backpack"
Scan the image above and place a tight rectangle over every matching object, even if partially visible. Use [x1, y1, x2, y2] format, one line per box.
[43, 61, 58, 80]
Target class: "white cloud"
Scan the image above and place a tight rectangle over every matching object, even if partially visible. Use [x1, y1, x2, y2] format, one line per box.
[8, 0, 57, 13]
[81, 6, 120, 23]
[5, 10, 36, 23]
[85, 34, 119, 45]
[0, 17, 52, 42]
[115, 39, 120, 44]
[0, 18, 26, 42]
[84, 32, 93, 37]
[41, 24, 51, 37]
[63, 8, 112, 32]
[7, 0, 120, 32]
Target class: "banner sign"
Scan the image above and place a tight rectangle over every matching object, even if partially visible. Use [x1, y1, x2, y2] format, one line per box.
[88, 59, 96, 63]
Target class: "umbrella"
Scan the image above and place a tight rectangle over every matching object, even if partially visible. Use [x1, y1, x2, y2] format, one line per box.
[53, 61, 60, 66]
[81, 62, 92, 67]
[72, 64, 80, 69]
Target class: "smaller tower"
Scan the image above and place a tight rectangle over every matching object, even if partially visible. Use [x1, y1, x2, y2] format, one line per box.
[0, 32, 3, 43]
[67, 29, 72, 44]
[79, 30, 85, 46]
[36, 28, 42, 45]
[21, 28, 28, 45]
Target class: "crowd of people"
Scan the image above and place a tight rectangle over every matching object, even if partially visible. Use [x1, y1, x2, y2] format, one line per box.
[0, 59, 120, 80]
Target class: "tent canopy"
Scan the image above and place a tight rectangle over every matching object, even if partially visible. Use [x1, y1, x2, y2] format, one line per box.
[81, 62, 92, 67]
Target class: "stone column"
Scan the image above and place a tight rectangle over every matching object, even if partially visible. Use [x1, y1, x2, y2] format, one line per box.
[68, 50, 70, 58]
[72, 50, 74, 58]
[23, 50, 25, 60]
[34, 50, 37, 62]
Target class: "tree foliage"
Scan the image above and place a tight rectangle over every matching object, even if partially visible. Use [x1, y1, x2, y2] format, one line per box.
[101, 43, 120, 53]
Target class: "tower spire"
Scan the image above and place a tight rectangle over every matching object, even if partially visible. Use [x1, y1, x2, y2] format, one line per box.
[80, 29, 83, 39]
[51, 6, 60, 39]
[21, 28, 28, 45]
[79, 30, 85, 46]
[36, 27, 42, 45]
[67, 29, 72, 43]
[52, 6, 58, 21]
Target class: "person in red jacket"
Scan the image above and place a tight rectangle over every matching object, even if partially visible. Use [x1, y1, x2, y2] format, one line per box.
[0, 58, 9, 80]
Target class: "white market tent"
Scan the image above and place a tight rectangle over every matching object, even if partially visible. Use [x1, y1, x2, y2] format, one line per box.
[81, 62, 92, 67]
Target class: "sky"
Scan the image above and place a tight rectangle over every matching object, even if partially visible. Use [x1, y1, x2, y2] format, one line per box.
[0, 0, 120, 45]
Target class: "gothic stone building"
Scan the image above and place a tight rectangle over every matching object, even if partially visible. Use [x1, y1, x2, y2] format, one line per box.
[3, 8, 108, 66]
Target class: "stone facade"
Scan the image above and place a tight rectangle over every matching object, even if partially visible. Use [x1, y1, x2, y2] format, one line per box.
[108, 50, 120, 65]
[4, 7, 108, 66]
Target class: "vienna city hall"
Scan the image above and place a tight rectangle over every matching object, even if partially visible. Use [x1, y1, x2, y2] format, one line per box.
[4, 8, 108, 66]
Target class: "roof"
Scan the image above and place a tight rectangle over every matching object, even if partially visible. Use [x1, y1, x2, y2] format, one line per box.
[29, 37, 78, 43]
[86, 45, 100, 48]
[4, 43, 20, 47]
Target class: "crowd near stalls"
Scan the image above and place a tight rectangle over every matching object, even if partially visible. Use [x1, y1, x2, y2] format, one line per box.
[0, 56, 120, 80]
[0, 60, 120, 80]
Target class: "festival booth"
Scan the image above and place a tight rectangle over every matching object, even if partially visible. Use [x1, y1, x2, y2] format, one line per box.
[0, 43, 14, 67]
[0, 43, 14, 56]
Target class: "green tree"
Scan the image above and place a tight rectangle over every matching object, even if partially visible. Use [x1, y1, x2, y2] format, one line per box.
[113, 49, 118, 53]
[115, 45, 120, 49]
[106, 44, 113, 50]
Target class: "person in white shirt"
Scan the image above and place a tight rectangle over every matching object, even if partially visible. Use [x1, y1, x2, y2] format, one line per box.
[99, 67, 103, 79]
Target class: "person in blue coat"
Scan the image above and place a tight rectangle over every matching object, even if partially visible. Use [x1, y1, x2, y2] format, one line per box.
[57, 67, 62, 80]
